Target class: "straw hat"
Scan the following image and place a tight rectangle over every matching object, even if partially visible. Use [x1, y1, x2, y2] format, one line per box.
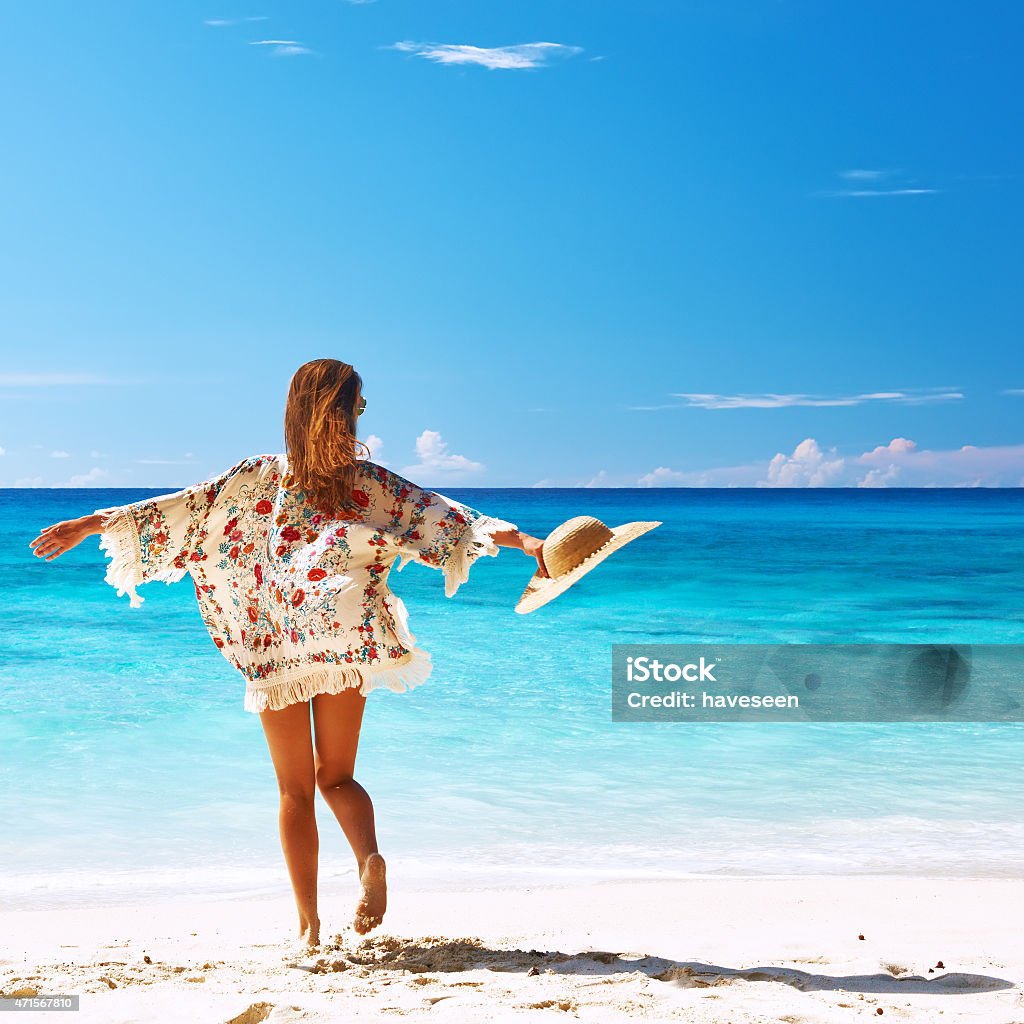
[515, 515, 662, 614]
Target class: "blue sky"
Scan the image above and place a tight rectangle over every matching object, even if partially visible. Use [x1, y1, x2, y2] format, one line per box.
[1, 1, 1021, 488]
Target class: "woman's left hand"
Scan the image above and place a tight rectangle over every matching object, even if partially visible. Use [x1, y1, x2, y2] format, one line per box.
[29, 514, 102, 561]
[521, 535, 550, 578]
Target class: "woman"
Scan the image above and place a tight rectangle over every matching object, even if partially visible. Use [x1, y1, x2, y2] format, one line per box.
[29, 358, 549, 947]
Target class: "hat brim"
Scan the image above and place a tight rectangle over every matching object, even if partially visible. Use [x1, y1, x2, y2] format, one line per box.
[514, 520, 662, 614]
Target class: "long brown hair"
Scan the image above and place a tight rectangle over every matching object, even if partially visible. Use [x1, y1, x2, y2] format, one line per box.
[283, 359, 370, 513]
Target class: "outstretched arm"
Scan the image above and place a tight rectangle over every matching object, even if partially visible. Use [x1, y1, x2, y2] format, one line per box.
[29, 512, 108, 561]
[490, 529, 549, 578]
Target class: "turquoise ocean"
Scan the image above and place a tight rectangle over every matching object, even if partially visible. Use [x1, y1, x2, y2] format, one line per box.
[2, 485, 1023, 910]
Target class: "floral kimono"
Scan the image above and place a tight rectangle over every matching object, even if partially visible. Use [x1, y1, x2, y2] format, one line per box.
[93, 455, 519, 713]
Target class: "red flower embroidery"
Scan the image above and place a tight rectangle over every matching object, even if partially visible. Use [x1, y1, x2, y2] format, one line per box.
[292, 589, 305, 608]
[247, 606, 258, 624]
[255, 564, 263, 586]
[230, 545, 239, 559]
[255, 499, 273, 515]
[352, 489, 370, 508]
[307, 568, 327, 582]
[213, 637, 224, 648]
[290, 629, 298, 643]
[281, 525, 301, 542]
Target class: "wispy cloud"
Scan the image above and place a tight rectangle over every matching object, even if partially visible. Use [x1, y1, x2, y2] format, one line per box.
[815, 167, 941, 198]
[250, 40, 314, 57]
[135, 455, 196, 465]
[631, 389, 963, 411]
[839, 169, 890, 181]
[823, 188, 941, 198]
[400, 430, 484, 480]
[1002, 388, 1024, 396]
[638, 437, 1024, 488]
[204, 16, 268, 27]
[50, 450, 70, 459]
[389, 41, 583, 70]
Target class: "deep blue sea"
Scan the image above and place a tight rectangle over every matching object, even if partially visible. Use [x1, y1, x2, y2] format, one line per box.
[2, 486, 1023, 909]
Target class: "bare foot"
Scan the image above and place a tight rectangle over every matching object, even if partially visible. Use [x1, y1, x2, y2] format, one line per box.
[353, 853, 387, 935]
[299, 915, 321, 948]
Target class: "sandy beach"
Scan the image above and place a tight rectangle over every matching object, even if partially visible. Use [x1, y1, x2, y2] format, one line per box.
[2, 875, 1021, 1022]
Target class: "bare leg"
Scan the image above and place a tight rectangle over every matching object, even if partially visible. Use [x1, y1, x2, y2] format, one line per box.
[311, 687, 387, 934]
[259, 700, 320, 946]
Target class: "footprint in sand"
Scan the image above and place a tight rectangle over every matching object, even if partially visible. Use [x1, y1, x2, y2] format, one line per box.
[224, 1002, 275, 1024]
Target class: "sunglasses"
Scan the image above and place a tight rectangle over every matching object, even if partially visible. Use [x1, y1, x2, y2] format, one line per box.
[357, 396, 367, 416]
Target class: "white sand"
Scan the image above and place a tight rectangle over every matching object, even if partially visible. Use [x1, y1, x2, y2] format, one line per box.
[2, 875, 1022, 1022]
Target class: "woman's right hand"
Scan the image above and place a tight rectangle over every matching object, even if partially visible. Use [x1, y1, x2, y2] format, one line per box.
[29, 513, 105, 561]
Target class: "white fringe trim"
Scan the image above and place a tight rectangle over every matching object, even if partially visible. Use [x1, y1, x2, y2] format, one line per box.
[94, 505, 188, 608]
[396, 514, 519, 598]
[243, 650, 434, 713]
[95, 506, 145, 608]
[244, 591, 435, 713]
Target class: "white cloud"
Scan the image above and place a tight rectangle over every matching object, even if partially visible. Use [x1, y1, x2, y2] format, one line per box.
[89, 449, 105, 458]
[50, 450, 70, 459]
[400, 430, 484, 479]
[0, 446, 5, 456]
[638, 437, 1024, 489]
[822, 188, 941, 198]
[638, 463, 764, 487]
[653, 389, 962, 410]
[858, 465, 901, 488]
[1003, 388, 1024, 396]
[390, 41, 583, 70]
[363, 434, 385, 463]
[854, 437, 1024, 487]
[14, 475, 43, 487]
[584, 469, 609, 488]
[816, 167, 940, 198]
[204, 16, 269, 27]
[639, 466, 692, 487]
[67, 467, 108, 487]
[765, 438, 846, 487]
[839, 169, 889, 180]
[250, 40, 314, 56]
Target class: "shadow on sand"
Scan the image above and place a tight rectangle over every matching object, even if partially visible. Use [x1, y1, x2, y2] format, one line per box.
[290, 935, 1015, 996]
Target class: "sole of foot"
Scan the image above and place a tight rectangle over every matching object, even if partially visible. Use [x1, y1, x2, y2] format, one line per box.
[353, 853, 387, 935]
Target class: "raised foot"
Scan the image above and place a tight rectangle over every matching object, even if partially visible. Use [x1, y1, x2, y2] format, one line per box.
[354, 852, 387, 935]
